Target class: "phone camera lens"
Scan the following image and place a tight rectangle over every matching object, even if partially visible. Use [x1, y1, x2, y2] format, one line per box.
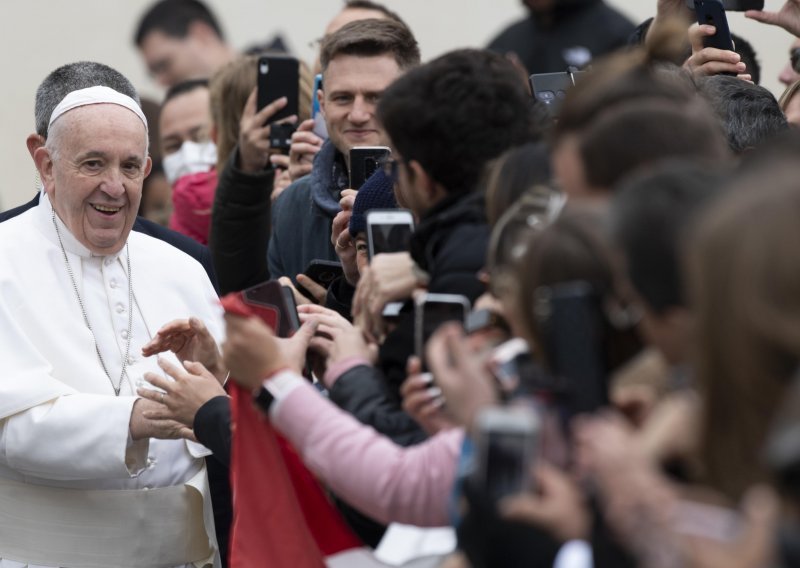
[259, 63, 269, 74]
[537, 91, 555, 101]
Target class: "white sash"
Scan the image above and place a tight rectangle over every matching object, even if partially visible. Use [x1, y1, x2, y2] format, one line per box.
[0, 467, 217, 568]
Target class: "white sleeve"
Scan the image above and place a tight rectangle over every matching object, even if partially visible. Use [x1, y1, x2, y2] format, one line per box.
[0, 394, 149, 480]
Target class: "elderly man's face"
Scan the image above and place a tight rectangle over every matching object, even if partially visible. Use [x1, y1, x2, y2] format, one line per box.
[38, 104, 151, 255]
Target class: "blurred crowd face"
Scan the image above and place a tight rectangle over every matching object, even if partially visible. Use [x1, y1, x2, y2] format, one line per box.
[320, 53, 400, 159]
[551, 135, 594, 199]
[159, 87, 213, 157]
[139, 27, 217, 88]
[325, 7, 389, 36]
[779, 39, 800, 88]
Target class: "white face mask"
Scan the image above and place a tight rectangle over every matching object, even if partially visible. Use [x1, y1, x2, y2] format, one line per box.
[162, 140, 217, 185]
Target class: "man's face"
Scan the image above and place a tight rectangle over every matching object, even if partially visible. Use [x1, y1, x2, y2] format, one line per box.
[40, 105, 151, 254]
[779, 38, 800, 87]
[139, 30, 212, 88]
[320, 54, 401, 157]
[159, 87, 212, 156]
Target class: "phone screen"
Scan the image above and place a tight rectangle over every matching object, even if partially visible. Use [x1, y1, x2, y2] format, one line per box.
[368, 223, 414, 259]
[416, 298, 468, 368]
[484, 429, 534, 503]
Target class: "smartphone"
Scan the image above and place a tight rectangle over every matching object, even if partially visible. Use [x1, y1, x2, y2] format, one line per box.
[414, 293, 470, 369]
[366, 209, 414, 261]
[311, 73, 328, 140]
[465, 308, 511, 336]
[241, 279, 300, 338]
[473, 406, 540, 505]
[529, 70, 583, 117]
[686, 0, 763, 10]
[534, 281, 608, 418]
[349, 146, 391, 189]
[694, 0, 736, 53]
[488, 338, 530, 393]
[257, 55, 300, 123]
[296, 259, 343, 301]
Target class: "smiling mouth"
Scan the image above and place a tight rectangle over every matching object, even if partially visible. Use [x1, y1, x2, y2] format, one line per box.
[92, 204, 122, 216]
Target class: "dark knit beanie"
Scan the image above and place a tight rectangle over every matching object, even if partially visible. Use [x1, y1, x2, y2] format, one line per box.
[348, 169, 398, 237]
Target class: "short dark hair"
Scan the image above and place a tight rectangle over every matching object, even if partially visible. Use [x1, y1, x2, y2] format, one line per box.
[163, 78, 209, 105]
[35, 61, 140, 138]
[319, 18, 420, 72]
[697, 75, 788, 155]
[611, 161, 727, 313]
[579, 98, 730, 190]
[134, 0, 224, 46]
[344, 0, 407, 26]
[378, 49, 538, 195]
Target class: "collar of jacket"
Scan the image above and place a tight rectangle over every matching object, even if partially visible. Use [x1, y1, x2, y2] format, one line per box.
[310, 140, 350, 218]
[410, 190, 487, 272]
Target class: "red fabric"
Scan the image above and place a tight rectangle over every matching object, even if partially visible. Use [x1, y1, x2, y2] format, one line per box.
[222, 292, 363, 567]
[168, 169, 217, 245]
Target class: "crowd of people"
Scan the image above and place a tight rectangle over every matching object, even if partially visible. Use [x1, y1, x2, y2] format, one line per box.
[4, 0, 800, 566]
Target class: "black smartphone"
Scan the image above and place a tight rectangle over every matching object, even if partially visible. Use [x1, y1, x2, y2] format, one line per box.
[695, 0, 736, 53]
[529, 70, 583, 117]
[365, 209, 414, 261]
[534, 281, 608, 418]
[414, 293, 470, 370]
[257, 54, 299, 132]
[686, 0, 763, 10]
[473, 406, 540, 505]
[349, 146, 391, 189]
[296, 260, 343, 302]
[241, 280, 300, 338]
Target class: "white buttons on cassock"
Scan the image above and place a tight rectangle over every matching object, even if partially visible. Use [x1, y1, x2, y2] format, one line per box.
[109, 279, 117, 289]
[116, 303, 125, 314]
[121, 330, 129, 340]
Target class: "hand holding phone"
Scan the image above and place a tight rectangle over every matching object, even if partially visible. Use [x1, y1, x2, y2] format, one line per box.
[694, 0, 736, 52]
[366, 209, 415, 261]
[257, 55, 300, 152]
[414, 293, 470, 370]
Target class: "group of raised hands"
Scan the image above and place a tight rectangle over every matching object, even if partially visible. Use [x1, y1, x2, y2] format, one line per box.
[652, 0, 800, 81]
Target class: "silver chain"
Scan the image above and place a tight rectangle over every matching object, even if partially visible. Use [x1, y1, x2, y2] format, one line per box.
[52, 210, 133, 396]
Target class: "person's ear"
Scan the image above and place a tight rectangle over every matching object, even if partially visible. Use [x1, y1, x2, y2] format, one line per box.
[317, 87, 326, 120]
[143, 156, 153, 179]
[26, 133, 45, 160]
[33, 146, 55, 196]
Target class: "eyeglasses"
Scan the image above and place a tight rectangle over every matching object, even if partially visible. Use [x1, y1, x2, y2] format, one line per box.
[791, 47, 800, 74]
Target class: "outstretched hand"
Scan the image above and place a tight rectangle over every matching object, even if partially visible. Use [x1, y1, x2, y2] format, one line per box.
[142, 317, 226, 382]
[746, 0, 800, 38]
[684, 24, 750, 81]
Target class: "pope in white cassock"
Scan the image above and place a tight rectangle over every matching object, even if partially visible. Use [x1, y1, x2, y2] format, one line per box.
[0, 87, 224, 567]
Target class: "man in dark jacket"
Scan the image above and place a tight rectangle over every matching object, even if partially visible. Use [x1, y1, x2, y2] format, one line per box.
[488, 0, 634, 73]
[267, 18, 420, 282]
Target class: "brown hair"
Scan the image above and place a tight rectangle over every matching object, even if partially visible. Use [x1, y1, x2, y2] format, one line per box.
[209, 54, 313, 172]
[319, 18, 420, 73]
[688, 165, 800, 501]
[779, 78, 800, 112]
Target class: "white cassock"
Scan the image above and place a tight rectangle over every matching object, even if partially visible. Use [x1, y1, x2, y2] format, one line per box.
[0, 193, 223, 568]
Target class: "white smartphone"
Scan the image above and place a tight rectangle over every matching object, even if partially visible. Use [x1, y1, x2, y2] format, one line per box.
[473, 406, 540, 504]
[366, 209, 415, 261]
[414, 293, 470, 369]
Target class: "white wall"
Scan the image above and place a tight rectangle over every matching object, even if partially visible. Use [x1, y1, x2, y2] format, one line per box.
[0, 0, 794, 210]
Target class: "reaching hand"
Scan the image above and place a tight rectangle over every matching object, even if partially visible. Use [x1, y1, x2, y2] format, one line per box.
[269, 154, 292, 202]
[746, 0, 800, 38]
[500, 463, 590, 543]
[331, 189, 359, 285]
[238, 88, 293, 174]
[400, 356, 455, 435]
[141, 317, 226, 382]
[300, 304, 375, 382]
[137, 358, 226, 428]
[684, 24, 750, 80]
[352, 252, 424, 340]
[288, 118, 324, 181]
[129, 397, 195, 441]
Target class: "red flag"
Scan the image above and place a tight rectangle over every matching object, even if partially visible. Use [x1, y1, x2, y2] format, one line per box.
[223, 290, 363, 567]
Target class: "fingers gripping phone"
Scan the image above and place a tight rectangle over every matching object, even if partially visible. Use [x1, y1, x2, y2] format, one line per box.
[366, 209, 415, 261]
[296, 259, 343, 302]
[694, 0, 736, 53]
[241, 280, 300, 338]
[257, 55, 300, 150]
[349, 146, 391, 189]
[473, 406, 540, 505]
[414, 293, 470, 370]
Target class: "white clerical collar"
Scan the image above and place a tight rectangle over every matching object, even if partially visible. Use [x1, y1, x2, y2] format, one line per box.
[38, 191, 124, 262]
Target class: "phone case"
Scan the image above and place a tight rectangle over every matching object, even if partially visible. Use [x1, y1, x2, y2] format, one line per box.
[233, 280, 299, 338]
[695, 0, 735, 52]
[257, 55, 300, 122]
[348, 147, 391, 189]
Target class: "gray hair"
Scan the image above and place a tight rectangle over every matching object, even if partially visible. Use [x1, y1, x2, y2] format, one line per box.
[35, 62, 140, 138]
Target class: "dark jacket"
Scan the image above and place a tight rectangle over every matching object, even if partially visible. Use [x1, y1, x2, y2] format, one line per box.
[209, 148, 276, 295]
[487, 0, 634, 73]
[0, 193, 219, 292]
[267, 140, 348, 281]
[330, 191, 491, 442]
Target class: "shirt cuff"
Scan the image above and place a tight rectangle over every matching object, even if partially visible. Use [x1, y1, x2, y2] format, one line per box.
[554, 540, 592, 568]
[323, 357, 372, 388]
[262, 370, 306, 415]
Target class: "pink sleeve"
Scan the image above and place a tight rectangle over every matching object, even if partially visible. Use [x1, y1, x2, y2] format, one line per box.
[322, 356, 372, 388]
[271, 381, 462, 527]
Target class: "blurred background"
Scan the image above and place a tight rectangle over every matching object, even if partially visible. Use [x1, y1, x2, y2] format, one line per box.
[0, 0, 791, 210]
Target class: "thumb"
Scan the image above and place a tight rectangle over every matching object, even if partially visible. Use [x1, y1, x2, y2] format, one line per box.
[294, 320, 319, 346]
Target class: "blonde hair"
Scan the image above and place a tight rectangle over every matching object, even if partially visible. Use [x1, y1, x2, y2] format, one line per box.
[209, 54, 313, 172]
